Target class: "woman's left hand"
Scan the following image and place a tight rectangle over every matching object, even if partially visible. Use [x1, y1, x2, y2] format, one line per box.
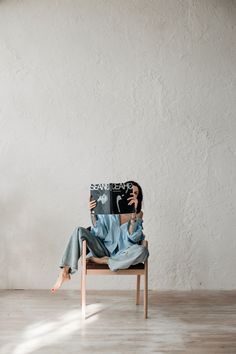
[127, 192, 138, 214]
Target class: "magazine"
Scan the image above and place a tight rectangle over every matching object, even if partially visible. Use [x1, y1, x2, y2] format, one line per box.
[90, 182, 135, 214]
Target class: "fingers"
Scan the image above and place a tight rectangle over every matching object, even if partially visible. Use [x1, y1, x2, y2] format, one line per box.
[127, 196, 137, 201]
[127, 193, 137, 201]
[89, 200, 97, 210]
[128, 199, 138, 207]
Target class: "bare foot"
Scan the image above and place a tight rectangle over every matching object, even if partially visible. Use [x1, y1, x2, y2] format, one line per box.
[51, 268, 71, 293]
[89, 256, 109, 265]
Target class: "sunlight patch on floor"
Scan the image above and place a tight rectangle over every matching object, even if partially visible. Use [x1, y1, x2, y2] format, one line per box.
[10, 303, 102, 354]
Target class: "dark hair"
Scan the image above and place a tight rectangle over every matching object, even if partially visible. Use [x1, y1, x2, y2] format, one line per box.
[125, 180, 143, 214]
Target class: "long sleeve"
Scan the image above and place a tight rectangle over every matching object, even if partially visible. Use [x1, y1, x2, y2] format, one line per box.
[127, 218, 144, 244]
[90, 214, 108, 240]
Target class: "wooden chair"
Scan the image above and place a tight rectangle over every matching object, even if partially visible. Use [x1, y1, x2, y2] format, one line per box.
[80, 238, 148, 319]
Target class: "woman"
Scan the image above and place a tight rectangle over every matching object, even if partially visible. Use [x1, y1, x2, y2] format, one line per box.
[51, 181, 149, 293]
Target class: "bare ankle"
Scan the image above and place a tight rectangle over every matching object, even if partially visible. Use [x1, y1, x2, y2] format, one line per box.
[62, 266, 70, 275]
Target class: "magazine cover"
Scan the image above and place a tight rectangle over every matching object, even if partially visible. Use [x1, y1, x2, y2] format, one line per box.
[90, 182, 135, 214]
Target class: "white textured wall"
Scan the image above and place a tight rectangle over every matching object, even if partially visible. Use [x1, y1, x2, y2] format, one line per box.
[0, 0, 236, 290]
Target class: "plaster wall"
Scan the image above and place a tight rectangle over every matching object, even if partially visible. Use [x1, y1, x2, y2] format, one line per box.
[0, 0, 236, 290]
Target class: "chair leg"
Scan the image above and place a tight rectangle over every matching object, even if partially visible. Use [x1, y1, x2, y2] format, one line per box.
[136, 275, 141, 305]
[81, 240, 86, 319]
[144, 260, 148, 319]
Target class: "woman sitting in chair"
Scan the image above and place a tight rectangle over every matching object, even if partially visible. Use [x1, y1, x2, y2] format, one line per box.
[51, 181, 149, 293]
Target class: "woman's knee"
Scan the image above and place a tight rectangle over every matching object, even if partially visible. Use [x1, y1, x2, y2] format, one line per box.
[76, 226, 93, 241]
[71, 226, 86, 240]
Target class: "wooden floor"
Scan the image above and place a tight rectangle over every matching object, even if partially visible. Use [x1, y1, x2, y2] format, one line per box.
[0, 290, 236, 354]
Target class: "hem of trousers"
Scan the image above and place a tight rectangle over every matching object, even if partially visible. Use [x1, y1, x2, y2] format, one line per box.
[59, 264, 78, 275]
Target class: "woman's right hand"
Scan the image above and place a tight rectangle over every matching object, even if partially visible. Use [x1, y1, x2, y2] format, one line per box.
[89, 199, 97, 212]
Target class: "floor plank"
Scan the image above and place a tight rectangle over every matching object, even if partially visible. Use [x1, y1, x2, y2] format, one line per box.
[0, 290, 236, 354]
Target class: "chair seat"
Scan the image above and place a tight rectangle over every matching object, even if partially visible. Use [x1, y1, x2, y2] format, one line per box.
[86, 262, 145, 270]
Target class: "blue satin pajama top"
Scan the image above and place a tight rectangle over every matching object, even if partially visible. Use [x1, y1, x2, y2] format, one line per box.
[90, 214, 144, 256]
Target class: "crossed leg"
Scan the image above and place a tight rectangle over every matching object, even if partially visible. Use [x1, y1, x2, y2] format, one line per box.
[87, 256, 109, 265]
